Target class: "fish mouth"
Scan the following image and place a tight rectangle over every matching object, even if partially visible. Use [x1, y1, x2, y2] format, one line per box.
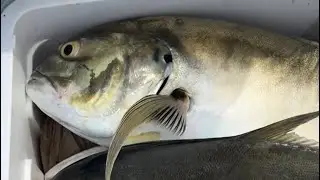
[26, 70, 59, 98]
[29, 70, 57, 89]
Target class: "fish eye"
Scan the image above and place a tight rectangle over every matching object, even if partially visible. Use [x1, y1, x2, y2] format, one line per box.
[64, 44, 73, 55]
[60, 41, 80, 58]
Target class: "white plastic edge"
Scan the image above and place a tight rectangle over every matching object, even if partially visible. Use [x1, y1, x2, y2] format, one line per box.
[23, 159, 45, 180]
[45, 146, 107, 180]
[1, 2, 103, 180]
[1, 1, 318, 180]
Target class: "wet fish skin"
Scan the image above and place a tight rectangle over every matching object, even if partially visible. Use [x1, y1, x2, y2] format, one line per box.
[26, 16, 319, 146]
[51, 142, 319, 180]
[97, 16, 319, 140]
[108, 141, 318, 180]
[51, 111, 319, 180]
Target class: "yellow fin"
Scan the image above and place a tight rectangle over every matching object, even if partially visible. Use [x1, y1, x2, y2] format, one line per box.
[123, 132, 161, 146]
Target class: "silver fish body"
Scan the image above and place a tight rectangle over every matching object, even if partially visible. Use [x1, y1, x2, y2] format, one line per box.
[99, 16, 319, 140]
[26, 16, 319, 145]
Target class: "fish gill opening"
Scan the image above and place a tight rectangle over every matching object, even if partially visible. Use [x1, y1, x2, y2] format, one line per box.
[156, 53, 172, 95]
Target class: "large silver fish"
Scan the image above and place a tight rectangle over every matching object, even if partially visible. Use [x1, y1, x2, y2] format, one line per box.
[48, 111, 319, 180]
[25, 16, 319, 146]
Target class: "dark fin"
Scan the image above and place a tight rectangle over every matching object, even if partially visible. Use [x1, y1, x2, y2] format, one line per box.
[271, 132, 319, 149]
[239, 111, 319, 148]
[105, 88, 190, 180]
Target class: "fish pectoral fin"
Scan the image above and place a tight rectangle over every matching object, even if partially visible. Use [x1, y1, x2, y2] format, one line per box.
[131, 91, 190, 136]
[105, 88, 190, 180]
[239, 111, 319, 149]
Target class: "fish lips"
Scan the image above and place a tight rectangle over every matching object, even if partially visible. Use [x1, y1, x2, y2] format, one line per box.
[26, 70, 60, 100]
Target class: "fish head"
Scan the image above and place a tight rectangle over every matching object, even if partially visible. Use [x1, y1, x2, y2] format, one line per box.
[26, 33, 172, 119]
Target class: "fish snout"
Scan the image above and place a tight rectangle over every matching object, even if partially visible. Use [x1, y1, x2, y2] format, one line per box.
[26, 70, 59, 99]
[27, 70, 53, 88]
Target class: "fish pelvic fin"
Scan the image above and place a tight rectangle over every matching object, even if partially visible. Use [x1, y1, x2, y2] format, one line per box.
[239, 111, 319, 149]
[105, 88, 190, 180]
[123, 132, 161, 146]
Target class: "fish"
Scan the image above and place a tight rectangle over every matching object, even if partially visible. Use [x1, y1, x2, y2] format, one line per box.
[48, 111, 319, 180]
[25, 16, 319, 146]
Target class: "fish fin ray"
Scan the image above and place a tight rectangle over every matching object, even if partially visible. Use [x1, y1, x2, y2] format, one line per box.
[131, 94, 189, 136]
[271, 132, 319, 150]
[105, 91, 189, 180]
[239, 111, 319, 148]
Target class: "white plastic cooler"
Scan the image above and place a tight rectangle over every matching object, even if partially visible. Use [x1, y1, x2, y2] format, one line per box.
[1, 0, 318, 180]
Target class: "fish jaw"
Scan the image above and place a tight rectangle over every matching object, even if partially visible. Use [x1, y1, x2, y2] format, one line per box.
[25, 71, 168, 146]
[25, 66, 170, 146]
[26, 70, 60, 101]
[26, 74, 121, 145]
